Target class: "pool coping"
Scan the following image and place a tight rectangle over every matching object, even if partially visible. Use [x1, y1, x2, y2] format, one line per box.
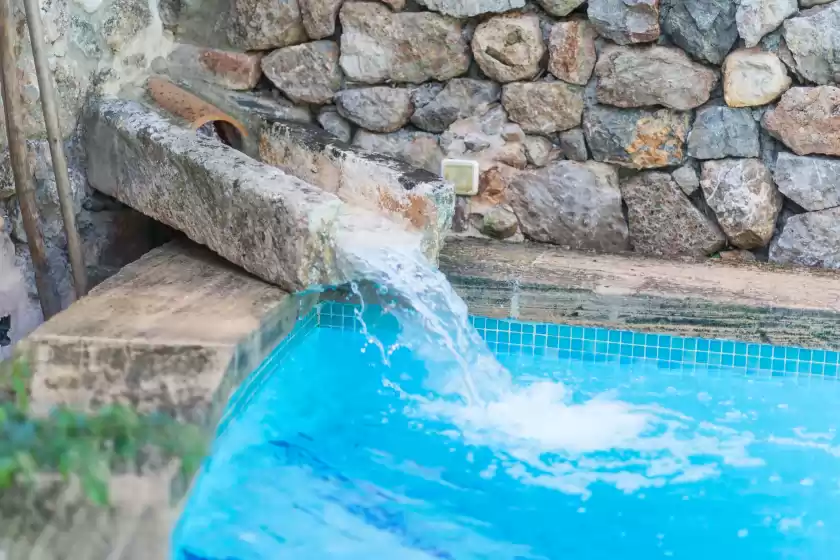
[439, 238, 840, 351]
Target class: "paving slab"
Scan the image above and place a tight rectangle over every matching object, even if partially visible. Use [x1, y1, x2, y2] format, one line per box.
[17, 239, 313, 425]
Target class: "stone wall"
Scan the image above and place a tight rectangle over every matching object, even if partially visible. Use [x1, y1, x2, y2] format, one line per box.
[0, 0, 175, 354]
[161, 0, 840, 267]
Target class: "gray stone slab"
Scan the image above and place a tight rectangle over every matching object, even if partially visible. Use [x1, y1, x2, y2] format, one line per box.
[84, 99, 426, 292]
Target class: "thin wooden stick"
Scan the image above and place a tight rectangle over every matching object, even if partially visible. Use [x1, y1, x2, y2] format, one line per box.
[0, 0, 59, 318]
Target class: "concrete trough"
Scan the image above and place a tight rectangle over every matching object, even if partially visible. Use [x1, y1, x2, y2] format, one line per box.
[84, 98, 448, 293]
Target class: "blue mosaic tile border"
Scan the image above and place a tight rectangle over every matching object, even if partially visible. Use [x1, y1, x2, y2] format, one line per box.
[218, 306, 319, 435]
[317, 301, 840, 378]
[318, 300, 365, 330]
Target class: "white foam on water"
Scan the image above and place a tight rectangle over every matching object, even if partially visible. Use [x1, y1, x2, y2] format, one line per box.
[335, 229, 762, 498]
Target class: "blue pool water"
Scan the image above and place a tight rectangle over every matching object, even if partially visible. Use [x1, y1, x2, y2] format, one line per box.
[173, 309, 840, 560]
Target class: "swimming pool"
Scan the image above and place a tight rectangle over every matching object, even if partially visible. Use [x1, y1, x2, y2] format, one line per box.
[173, 302, 840, 560]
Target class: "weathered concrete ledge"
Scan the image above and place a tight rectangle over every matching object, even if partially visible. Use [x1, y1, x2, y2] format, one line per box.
[260, 122, 454, 259]
[84, 98, 436, 291]
[440, 238, 840, 350]
[17, 239, 311, 425]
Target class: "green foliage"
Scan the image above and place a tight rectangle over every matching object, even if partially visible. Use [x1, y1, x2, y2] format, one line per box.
[0, 356, 207, 506]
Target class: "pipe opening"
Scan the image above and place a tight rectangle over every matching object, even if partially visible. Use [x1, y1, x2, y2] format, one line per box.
[196, 119, 244, 152]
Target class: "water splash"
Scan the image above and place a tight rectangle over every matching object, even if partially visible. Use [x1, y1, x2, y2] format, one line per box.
[333, 225, 764, 497]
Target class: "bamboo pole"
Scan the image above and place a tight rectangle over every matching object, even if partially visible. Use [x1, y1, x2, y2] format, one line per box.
[23, 0, 87, 298]
[0, 0, 60, 318]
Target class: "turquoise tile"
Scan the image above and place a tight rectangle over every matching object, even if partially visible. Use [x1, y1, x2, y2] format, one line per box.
[321, 304, 838, 381]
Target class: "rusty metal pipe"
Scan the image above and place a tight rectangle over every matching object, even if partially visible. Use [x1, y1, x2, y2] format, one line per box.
[23, 0, 87, 298]
[0, 0, 60, 318]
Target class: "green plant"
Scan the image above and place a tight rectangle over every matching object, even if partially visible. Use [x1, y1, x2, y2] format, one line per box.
[0, 356, 207, 506]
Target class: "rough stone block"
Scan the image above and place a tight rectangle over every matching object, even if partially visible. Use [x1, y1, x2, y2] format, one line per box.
[17, 240, 301, 423]
[83, 99, 427, 292]
[165, 44, 263, 91]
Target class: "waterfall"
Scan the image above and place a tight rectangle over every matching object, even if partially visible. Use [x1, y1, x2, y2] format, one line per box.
[333, 225, 511, 406]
